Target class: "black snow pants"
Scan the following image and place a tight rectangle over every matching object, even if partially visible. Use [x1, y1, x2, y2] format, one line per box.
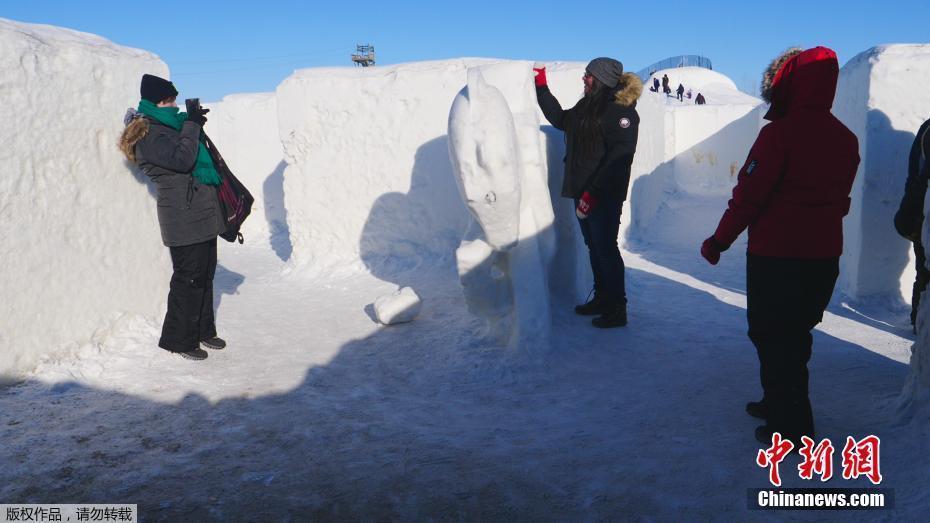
[911, 240, 930, 326]
[746, 254, 839, 440]
[159, 237, 218, 352]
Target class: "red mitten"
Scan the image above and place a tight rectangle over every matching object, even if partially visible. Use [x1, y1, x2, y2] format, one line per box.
[700, 236, 726, 265]
[576, 191, 598, 219]
[533, 63, 548, 87]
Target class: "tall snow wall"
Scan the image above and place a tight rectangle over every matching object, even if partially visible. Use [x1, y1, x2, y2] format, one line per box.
[834, 45, 930, 301]
[204, 93, 288, 257]
[276, 60, 501, 275]
[0, 19, 170, 377]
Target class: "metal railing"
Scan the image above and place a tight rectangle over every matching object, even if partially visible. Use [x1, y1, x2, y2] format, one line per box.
[637, 55, 713, 82]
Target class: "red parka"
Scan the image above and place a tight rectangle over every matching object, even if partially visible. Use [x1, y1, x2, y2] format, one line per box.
[712, 47, 860, 259]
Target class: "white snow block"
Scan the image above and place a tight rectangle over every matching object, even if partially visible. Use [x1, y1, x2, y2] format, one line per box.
[834, 45, 930, 300]
[203, 93, 286, 252]
[0, 19, 170, 377]
[374, 287, 422, 325]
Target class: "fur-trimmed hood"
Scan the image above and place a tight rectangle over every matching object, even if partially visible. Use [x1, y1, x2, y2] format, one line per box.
[614, 72, 643, 107]
[118, 115, 149, 163]
[761, 46, 839, 121]
[761, 47, 802, 103]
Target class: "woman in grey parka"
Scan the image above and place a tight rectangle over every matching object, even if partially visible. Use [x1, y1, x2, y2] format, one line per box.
[119, 74, 226, 361]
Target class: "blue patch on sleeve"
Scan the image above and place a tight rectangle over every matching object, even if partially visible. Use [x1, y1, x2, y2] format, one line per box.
[746, 159, 758, 175]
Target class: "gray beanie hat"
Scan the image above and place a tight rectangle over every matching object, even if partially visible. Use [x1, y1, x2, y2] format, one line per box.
[586, 57, 624, 88]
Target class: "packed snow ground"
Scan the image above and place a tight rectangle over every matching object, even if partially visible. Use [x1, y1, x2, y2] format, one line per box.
[1, 240, 927, 520]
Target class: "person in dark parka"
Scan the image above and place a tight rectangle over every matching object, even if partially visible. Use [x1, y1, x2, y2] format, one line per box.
[653, 76, 660, 93]
[533, 58, 643, 328]
[676, 83, 685, 101]
[662, 73, 670, 95]
[119, 74, 227, 361]
[700, 47, 860, 445]
[893, 117, 930, 331]
[695, 92, 706, 105]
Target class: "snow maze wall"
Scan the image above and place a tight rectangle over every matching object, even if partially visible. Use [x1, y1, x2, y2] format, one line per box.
[3, 15, 930, 378]
[0, 20, 170, 379]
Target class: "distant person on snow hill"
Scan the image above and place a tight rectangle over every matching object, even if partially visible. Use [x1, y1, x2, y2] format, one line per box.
[695, 92, 706, 105]
[686, 88, 693, 100]
[653, 77, 660, 93]
[533, 58, 643, 328]
[662, 73, 670, 95]
[700, 47, 860, 446]
[676, 83, 685, 101]
[119, 74, 227, 361]
[893, 116, 930, 332]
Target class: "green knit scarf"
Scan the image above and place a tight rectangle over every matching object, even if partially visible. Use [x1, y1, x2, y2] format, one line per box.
[137, 99, 221, 186]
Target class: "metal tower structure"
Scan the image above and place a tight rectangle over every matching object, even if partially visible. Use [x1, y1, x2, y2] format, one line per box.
[351, 44, 376, 67]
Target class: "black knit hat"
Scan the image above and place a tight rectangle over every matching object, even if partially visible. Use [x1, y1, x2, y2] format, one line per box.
[586, 57, 624, 88]
[140, 74, 178, 103]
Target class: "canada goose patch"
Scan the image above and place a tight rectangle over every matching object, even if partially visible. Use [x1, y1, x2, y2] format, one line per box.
[619, 117, 631, 128]
[747, 159, 758, 175]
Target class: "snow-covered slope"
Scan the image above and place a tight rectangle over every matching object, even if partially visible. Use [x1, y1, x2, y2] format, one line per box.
[0, 18, 170, 378]
[629, 68, 764, 249]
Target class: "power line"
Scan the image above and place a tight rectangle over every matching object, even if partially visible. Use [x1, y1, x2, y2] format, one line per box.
[171, 62, 303, 76]
[171, 52, 321, 66]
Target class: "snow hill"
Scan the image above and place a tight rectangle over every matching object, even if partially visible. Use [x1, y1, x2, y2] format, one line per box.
[2, 16, 930, 519]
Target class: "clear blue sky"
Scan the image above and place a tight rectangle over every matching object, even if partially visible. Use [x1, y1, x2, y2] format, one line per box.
[4, 1, 928, 102]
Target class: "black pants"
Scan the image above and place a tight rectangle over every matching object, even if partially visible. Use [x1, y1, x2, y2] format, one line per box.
[912, 240, 930, 325]
[159, 238, 217, 352]
[746, 254, 839, 440]
[577, 197, 626, 307]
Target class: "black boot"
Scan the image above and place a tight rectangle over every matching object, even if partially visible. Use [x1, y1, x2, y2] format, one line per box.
[178, 347, 208, 360]
[746, 400, 768, 420]
[592, 302, 627, 328]
[200, 337, 226, 350]
[575, 294, 607, 316]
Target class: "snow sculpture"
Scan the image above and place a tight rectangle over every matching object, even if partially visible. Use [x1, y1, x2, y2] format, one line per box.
[448, 69, 523, 250]
[448, 65, 556, 349]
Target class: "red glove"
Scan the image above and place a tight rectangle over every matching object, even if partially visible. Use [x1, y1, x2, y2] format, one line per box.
[700, 236, 727, 265]
[533, 64, 548, 87]
[576, 191, 598, 219]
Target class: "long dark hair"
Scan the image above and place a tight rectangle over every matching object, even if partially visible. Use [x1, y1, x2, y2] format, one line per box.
[573, 77, 612, 158]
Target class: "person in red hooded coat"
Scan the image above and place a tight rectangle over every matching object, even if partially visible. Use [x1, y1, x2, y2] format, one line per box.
[700, 47, 860, 445]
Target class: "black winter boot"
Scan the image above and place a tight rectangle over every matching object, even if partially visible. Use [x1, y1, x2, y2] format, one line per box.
[592, 302, 627, 328]
[200, 337, 226, 350]
[179, 347, 208, 360]
[575, 294, 607, 316]
[746, 400, 768, 420]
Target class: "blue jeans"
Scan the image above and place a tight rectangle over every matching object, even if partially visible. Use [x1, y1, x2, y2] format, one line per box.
[576, 197, 626, 306]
